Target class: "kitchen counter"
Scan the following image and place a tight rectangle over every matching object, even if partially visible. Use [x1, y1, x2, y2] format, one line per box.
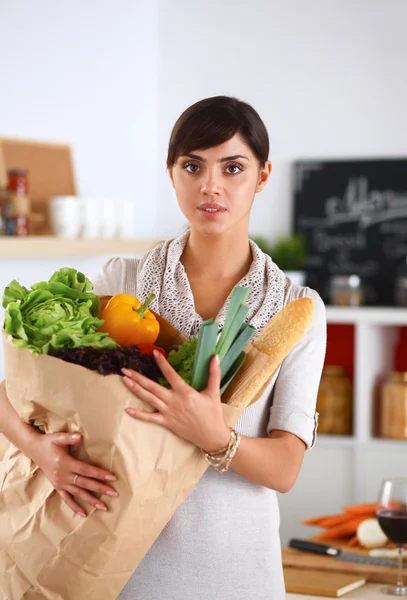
[287, 582, 385, 599]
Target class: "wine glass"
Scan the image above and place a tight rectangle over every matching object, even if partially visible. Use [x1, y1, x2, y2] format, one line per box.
[377, 478, 407, 596]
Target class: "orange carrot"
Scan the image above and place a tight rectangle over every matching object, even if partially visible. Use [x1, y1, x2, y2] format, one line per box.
[313, 516, 368, 540]
[304, 512, 372, 529]
[348, 535, 359, 547]
[343, 503, 377, 515]
[302, 516, 328, 526]
[318, 514, 357, 529]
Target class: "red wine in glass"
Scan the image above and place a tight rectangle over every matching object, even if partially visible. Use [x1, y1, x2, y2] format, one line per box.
[377, 478, 407, 596]
[377, 510, 407, 546]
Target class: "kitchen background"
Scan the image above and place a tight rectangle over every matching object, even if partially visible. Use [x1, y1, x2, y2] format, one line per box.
[1, 0, 407, 547]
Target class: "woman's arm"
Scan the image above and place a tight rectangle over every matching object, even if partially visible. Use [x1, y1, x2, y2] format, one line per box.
[230, 289, 326, 491]
[0, 380, 118, 515]
[0, 379, 41, 453]
[123, 289, 326, 493]
[227, 431, 305, 493]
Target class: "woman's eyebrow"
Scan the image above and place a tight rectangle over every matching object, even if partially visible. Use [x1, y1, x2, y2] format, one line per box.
[184, 153, 249, 162]
[220, 154, 249, 162]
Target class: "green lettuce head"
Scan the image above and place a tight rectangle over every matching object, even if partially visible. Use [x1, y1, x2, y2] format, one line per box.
[2, 268, 117, 355]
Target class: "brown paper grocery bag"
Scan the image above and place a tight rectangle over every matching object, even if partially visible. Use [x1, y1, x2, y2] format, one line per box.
[0, 332, 242, 600]
[0, 297, 314, 600]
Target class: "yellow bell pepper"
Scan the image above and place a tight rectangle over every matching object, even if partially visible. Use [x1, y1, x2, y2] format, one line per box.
[98, 293, 160, 347]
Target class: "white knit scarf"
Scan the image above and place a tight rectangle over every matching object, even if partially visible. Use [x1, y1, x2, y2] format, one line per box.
[136, 231, 286, 338]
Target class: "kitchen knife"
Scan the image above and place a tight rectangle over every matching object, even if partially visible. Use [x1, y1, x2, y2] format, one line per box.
[288, 538, 398, 568]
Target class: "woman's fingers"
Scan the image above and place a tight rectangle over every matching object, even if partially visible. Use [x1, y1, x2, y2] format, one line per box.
[123, 376, 168, 413]
[205, 355, 221, 396]
[122, 367, 172, 400]
[67, 485, 108, 511]
[126, 406, 165, 426]
[68, 456, 116, 483]
[59, 490, 87, 517]
[51, 432, 82, 447]
[74, 474, 118, 498]
[152, 350, 187, 390]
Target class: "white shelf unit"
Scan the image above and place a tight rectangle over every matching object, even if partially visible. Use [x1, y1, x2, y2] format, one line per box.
[279, 306, 407, 546]
[0, 236, 161, 258]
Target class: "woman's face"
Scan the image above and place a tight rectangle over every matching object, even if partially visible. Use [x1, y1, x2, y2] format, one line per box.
[169, 134, 271, 237]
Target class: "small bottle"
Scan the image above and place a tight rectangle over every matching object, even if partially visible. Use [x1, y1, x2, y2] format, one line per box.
[4, 169, 30, 236]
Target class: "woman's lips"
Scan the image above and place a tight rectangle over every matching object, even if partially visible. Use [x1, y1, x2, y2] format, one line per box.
[198, 203, 226, 218]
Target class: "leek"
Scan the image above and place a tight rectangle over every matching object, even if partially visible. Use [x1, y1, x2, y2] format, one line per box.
[190, 320, 218, 391]
[219, 323, 255, 381]
[216, 287, 250, 359]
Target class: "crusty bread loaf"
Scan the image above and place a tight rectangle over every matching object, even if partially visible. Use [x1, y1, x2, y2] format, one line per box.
[222, 298, 314, 409]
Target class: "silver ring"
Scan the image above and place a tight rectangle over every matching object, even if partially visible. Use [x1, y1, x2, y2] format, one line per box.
[73, 474, 79, 486]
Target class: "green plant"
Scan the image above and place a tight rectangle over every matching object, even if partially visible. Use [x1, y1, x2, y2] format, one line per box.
[270, 234, 307, 271]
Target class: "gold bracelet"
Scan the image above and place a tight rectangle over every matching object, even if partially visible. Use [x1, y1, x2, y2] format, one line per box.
[202, 428, 234, 457]
[201, 429, 241, 472]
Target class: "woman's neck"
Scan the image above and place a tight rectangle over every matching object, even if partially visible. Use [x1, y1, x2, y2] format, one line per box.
[181, 229, 252, 282]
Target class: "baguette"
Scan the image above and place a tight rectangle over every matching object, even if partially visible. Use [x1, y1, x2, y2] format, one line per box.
[222, 298, 314, 409]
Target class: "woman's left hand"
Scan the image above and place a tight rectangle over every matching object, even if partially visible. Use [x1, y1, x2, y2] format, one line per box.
[122, 352, 231, 452]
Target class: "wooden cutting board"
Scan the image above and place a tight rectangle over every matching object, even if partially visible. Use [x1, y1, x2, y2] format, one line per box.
[282, 540, 406, 585]
[284, 568, 366, 597]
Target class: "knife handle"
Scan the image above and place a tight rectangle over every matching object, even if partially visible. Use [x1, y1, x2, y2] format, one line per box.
[288, 538, 340, 556]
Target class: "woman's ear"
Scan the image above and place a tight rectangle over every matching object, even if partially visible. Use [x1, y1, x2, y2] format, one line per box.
[257, 160, 272, 192]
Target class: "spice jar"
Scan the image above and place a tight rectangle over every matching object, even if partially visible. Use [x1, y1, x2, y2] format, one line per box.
[380, 372, 407, 439]
[329, 275, 364, 306]
[316, 366, 353, 435]
[4, 169, 30, 236]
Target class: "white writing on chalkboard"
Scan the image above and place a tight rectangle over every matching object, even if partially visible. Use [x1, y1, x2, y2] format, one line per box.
[325, 177, 407, 228]
[313, 230, 366, 252]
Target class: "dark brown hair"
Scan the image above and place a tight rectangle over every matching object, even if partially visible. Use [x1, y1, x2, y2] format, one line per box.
[167, 96, 269, 168]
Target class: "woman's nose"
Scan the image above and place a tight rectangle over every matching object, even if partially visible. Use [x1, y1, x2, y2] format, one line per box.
[200, 173, 222, 196]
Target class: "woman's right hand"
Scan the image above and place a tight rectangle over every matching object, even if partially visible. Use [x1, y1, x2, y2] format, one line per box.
[27, 431, 118, 517]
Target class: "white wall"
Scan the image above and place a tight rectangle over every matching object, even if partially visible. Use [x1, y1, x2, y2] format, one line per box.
[1, 0, 406, 240]
[0, 0, 159, 237]
[156, 0, 407, 240]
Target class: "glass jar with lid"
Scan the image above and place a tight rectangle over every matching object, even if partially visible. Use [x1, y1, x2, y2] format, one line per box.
[329, 274, 364, 306]
[316, 366, 353, 435]
[380, 372, 407, 439]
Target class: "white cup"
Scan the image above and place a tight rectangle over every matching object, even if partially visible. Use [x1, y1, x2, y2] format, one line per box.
[117, 199, 137, 239]
[49, 196, 82, 239]
[81, 197, 103, 239]
[102, 198, 119, 239]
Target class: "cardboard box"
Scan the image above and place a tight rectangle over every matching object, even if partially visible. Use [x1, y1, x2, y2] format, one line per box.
[0, 138, 77, 234]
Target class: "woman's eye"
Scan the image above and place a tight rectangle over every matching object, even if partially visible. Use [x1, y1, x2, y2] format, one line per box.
[182, 162, 200, 173]
[225, 164, 243, 174]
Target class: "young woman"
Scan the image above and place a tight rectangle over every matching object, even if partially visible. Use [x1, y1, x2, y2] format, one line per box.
[0, 96, 326, 599]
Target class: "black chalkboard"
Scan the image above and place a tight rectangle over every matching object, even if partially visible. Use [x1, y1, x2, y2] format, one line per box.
[292, 158, 407, 306]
